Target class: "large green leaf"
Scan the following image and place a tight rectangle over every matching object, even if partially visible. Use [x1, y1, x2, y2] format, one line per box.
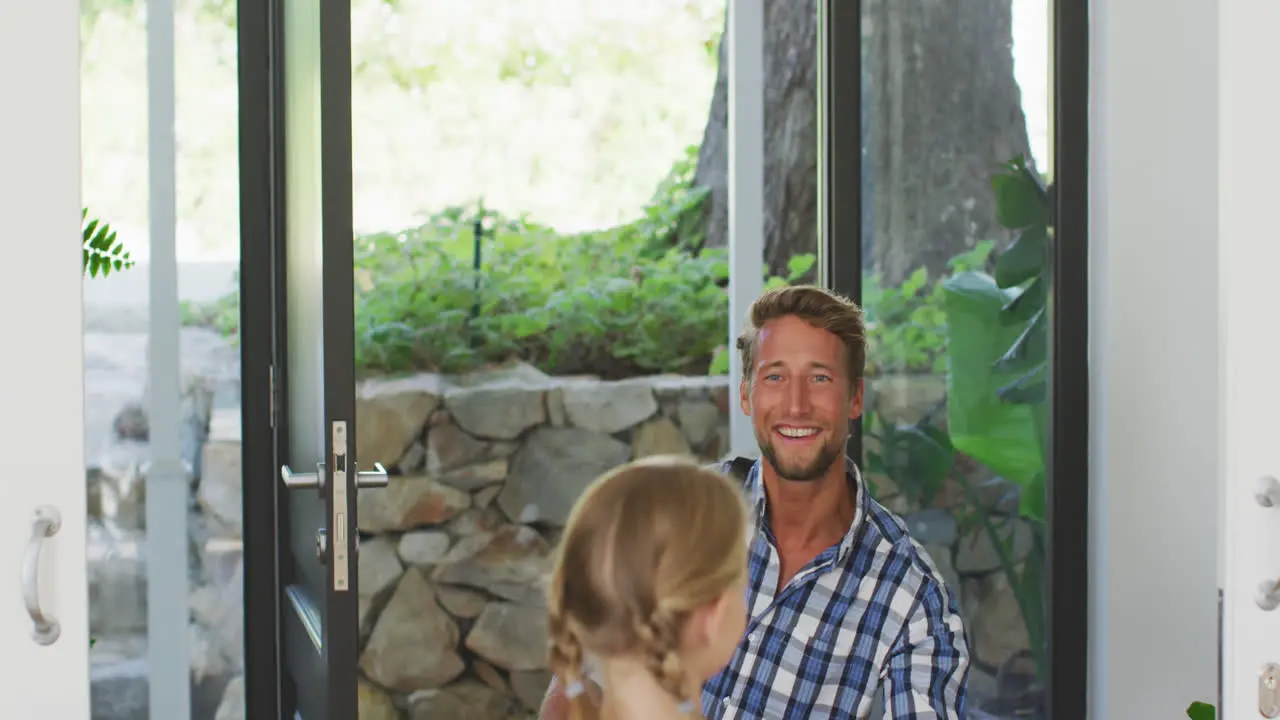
[942, 271, 1045, 497]
[994, 225, 1048, 288]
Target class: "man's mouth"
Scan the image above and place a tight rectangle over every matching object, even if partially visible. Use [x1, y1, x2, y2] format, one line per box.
[775, 425, 821, 440]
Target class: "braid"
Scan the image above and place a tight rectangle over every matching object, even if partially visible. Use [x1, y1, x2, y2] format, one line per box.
[634, 609, 693, 710]
[547, 608, 598, 720]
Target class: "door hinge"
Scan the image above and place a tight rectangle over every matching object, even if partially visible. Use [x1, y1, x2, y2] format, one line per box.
[268, 364, 278, 428]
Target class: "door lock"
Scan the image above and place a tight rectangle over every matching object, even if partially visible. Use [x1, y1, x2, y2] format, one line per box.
[315, 528, 327, 564]
[1261, 662, 1280, 717]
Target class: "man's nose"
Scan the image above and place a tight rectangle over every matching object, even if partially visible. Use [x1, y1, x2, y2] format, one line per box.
[785, 380, 812, 415]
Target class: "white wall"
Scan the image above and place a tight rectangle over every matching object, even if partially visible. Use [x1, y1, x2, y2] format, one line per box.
[1088, 0, 1221, 716]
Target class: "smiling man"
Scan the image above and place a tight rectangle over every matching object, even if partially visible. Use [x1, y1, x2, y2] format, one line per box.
[540, 285, 969, 719]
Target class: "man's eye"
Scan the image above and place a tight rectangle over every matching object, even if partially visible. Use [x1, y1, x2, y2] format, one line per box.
[764, 374, 782, 382]
[813, 374, 832, 383]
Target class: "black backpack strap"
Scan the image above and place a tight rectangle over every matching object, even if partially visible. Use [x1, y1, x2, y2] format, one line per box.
[722, 456, 756, 486]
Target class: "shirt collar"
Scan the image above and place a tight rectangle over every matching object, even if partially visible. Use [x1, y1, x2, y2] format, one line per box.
[745, 455, 868, 565]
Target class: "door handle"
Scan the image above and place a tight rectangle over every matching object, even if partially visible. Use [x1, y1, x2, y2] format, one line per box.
[281, 462, 325, 490]
[22, 505, 61, 645]
[281, 461, 387, 489]
[356, 462, 388, 488]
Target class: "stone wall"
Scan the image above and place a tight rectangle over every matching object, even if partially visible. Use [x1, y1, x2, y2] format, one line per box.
[177, 365, 1031, 718]
[346, 366, 733, 718]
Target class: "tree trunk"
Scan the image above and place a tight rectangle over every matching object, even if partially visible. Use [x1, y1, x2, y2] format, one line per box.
[862, 0, 1033, 285]
[691, 0, 1033, 286]
[692, 1, 818, 280]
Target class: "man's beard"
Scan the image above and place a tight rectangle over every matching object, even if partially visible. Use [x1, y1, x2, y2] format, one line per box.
[757, 430, 846, 483]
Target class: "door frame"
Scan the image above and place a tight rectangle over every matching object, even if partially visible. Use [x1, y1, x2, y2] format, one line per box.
[819, 0, 1091, 715]
[239, 0, 360, 714]
[238, 0, 289, 716]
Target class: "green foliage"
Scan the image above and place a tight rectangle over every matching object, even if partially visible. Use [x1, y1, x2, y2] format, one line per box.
[83, 209, 133, 279]
[862, 242, 993, 375]
[1186, 702, 1215, 720]
[942, 155, 1050, 520]
[183, 151, 811, 378]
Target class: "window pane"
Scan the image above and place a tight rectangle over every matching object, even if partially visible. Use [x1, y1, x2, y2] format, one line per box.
[859, 1, 1053, 716]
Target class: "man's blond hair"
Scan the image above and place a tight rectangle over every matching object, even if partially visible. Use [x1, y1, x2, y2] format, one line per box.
[735, 285, 867, 388]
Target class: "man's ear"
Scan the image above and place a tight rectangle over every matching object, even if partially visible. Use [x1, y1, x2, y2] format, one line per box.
[848, 377, 864, 421]
[739, 377, 751, 417]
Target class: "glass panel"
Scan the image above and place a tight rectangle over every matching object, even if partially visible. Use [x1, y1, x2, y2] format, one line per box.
[859, 1, 1052, 717]
[82, 0, 244, 717]
[340, 0, 816, 716]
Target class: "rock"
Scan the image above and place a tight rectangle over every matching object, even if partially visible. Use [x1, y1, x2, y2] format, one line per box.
[447, 507, 506, 538]
[90, 636, 149, 720]
[545, 386, 568, 426]
[435, 584, 489, 619]
[359, 536, 404, 636]
[445, 384, 547, 440]
[560, 380, 658, 434]
[432, 525, 552, 606]
[189, 559, 244, 675]
[357, 374, 447, 467]
[408, 681, 519, 720]
[359, 475, 471, 532]
[868, 373, 947, 424]
[962, 571, 1030, 669]
[398, 440, 427, 473]
[438, 458, 509, 492]
[399, 530, 452, 565]
[197, 408, 243, 534]
[955, 521, 1033, 574]
[904, 509, 959, 546]
[510, 670, 554, 712]
[88, 537, 146, 636]
[466, 602, 550, 671]
[710, 384, 731, 415]
[214, 676, 245, 720]
[497, 427, 631, 527]
[426, 423, 489, 474]
[360, 569, 466, 691]
[474, 484, 502, 508]
[923, 543, 962, 598]
[676, 399, 721, 446]
[473, 659, 510, 692]
[631, 417, 693, 458]
[358, 678, 401, 720]
[113, 401, 149, 441]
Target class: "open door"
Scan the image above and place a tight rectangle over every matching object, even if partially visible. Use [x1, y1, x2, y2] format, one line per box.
[238, 0, 373, 717]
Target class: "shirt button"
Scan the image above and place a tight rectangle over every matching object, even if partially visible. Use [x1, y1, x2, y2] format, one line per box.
[748, 633, 760, 645]
[722, 697, 732, 707]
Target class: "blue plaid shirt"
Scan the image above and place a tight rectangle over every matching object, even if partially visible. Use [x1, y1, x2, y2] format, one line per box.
[700, 457, 970, 719]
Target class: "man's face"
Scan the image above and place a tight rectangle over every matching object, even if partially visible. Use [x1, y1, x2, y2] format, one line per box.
[739, 315, 863, 482]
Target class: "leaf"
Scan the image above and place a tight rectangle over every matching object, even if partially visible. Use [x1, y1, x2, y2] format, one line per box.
[941, 271, 1045, 493]
[1186, 701, 1215, 720]
[991, 161, 1047, 230]
[994, 308, 1046, 373]
[997, 362, 1047, 404]
[994, 225, 1048, 288]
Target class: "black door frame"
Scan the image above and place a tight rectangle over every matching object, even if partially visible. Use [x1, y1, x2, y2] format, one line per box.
[238, 0, 290, 716]
[238, 0, 1089, 716]
[819, 1, 1090, 717]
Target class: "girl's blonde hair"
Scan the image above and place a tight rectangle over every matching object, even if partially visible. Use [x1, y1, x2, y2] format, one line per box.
[546, 455, 750, 718]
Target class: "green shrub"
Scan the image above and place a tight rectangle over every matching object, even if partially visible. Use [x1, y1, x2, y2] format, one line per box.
[183, 146, 813, 378]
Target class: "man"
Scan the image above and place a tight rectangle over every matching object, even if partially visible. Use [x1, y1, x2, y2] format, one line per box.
[540, 285, 969, 719]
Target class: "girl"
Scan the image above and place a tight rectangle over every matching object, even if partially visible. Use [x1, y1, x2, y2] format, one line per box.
[545, 455, 750, 720]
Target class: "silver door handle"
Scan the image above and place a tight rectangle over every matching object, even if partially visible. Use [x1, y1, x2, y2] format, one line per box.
[356, 462, 388, 488]
[22, 505, 61, 645]
[281, 463, 325, 490]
